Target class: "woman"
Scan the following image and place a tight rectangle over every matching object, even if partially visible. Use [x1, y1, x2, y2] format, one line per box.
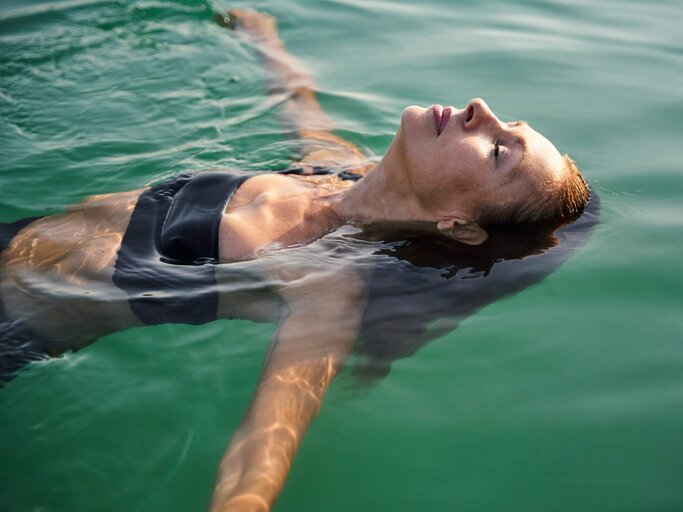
[0, 9, 593, 512]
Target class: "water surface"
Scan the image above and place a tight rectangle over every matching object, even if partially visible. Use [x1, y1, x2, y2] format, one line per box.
[1, 0, 682, 511]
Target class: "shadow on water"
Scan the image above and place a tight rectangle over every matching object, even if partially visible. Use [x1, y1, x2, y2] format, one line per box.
[351, 192, 600, 383]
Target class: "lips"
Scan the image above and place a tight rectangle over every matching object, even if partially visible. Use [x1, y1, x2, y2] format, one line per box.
[432, 104, 453, 136]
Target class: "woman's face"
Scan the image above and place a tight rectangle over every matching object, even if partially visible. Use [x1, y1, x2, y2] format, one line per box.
[393, 98, 566, 223]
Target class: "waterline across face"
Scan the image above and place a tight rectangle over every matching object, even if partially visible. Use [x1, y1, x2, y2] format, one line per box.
[394, 98, 566, 227]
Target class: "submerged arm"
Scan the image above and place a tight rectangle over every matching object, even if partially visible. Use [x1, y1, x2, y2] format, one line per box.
[216, 9, 370, 169]
[210, 271, 365, 512]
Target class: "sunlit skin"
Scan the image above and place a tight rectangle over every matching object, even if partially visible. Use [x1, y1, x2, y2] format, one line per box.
[331, 98, 568, 245]
[396, 100, 565, 220]
[218, 98, 569, 261]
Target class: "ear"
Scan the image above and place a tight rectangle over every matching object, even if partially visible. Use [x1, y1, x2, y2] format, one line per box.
[437, 218, 489, 246]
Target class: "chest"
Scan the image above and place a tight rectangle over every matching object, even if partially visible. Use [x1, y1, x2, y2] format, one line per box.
[218, 174, 342, 261]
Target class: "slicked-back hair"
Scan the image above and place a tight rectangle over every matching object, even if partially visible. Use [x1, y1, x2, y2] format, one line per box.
[477, 154, 590, 227]
[555, 156, 590, 220]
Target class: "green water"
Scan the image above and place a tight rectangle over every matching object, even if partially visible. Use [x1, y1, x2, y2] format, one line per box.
[1, 0, 682, 511]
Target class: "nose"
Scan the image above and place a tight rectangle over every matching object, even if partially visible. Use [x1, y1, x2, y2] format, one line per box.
[462, 98, 498, 131]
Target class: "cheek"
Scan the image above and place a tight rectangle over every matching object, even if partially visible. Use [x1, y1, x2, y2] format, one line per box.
[430, 144, 496, 211]
[438, 142, 484, 188]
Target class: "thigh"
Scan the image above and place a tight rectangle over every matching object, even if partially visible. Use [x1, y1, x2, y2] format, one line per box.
[0, 189, 145, 342]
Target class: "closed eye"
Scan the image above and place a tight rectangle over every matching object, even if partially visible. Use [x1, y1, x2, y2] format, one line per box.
[493, 140, 511, 169]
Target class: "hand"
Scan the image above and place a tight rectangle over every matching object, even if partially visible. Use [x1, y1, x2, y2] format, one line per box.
[214, 9, 279, 43]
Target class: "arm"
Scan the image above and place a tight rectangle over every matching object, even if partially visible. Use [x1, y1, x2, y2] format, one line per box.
[216, 9, 370, 170]
[210, 271, 366, 512]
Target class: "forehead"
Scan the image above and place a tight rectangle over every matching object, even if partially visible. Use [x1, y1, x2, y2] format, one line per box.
[516, 123, 565, 187]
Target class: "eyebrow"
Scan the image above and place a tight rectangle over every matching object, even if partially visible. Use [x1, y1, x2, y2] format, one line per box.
[509, 133, 528, 177]
[497, 122, 529, 178]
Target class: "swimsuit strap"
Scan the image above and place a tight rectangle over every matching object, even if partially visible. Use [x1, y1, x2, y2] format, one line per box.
[277, 165, 363, 181]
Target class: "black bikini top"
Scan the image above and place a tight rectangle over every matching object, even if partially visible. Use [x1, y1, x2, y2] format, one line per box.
[159, 166, 362, 264]
[158, 172, 248, 264]
[112, 166, 363, 326]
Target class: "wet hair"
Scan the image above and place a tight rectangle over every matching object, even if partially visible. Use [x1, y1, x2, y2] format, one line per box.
[477, 154, 590, 226]
[554, 155, 591, 219]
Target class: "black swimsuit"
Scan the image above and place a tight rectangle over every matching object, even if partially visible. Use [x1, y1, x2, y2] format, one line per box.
[112, 167, 362, 326]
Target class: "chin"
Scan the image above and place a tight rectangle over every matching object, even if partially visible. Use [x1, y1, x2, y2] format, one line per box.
[401, 105, 426, 122]
[400, 105, 429, 138]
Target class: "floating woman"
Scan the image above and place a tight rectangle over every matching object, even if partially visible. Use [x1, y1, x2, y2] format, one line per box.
[0, 9, 596, 512]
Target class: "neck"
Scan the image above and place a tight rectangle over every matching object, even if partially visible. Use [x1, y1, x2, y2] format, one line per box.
[331, 150, 427, 224]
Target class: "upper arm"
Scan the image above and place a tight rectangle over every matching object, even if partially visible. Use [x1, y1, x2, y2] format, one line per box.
[268, 269, 367, 370]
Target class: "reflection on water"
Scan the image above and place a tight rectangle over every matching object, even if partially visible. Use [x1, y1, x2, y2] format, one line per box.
[353, 194, 599, 381]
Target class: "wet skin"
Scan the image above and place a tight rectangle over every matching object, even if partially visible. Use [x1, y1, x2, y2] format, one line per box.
[396, 98, 566, 225]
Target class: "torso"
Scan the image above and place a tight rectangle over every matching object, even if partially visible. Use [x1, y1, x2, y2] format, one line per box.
[0, 164, 371, 343]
